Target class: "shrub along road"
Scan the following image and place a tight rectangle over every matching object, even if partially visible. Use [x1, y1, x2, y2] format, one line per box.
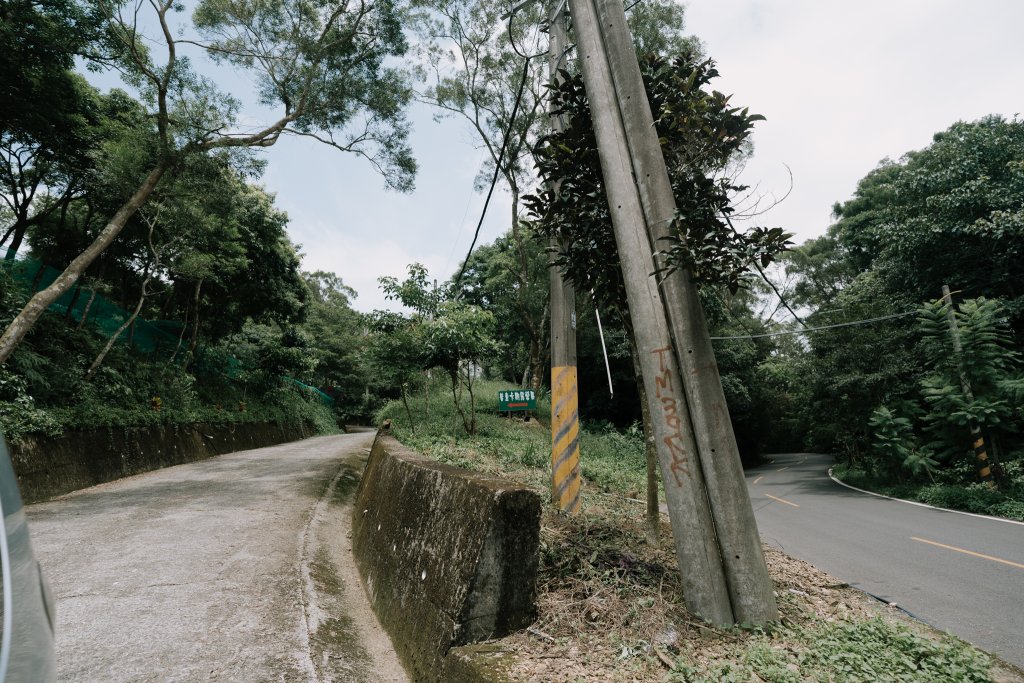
[748, 453, 1024, 670]
[25, 432, 408, 682]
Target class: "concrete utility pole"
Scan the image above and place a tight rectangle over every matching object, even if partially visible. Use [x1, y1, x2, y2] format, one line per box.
[941, 285, 994, 483]
[547, 2, 582, 514]
[590, 0, 777, 624]
[567, 0, 734, 625]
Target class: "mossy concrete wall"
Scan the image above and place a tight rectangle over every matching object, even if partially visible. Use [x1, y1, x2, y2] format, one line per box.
[351, 434, 541, 682]
[11, 421, 314, 503]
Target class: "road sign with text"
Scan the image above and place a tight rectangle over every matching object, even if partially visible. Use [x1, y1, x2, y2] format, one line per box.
[498, 389, 536, 412]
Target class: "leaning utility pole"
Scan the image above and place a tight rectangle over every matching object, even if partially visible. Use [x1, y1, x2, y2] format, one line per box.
[547, 2, 582, 514]
[941, 284, 994, 483]
[567, 0, 734, 625]
[590, 0, 777, 624]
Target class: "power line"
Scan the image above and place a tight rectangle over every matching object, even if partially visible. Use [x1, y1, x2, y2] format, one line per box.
[452, 4, 543, 291]
[454, 57, 536, 290]
[709, 310, 917, 341]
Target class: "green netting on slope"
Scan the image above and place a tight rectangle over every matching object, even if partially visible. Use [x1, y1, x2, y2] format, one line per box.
[4, 257, 183, 354]
[2, 255, 334, 407]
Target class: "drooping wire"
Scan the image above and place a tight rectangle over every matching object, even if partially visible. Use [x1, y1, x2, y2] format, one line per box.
[709, 310, 918, 341]
[723, 213, 807, 328]
[451, 58, 533, 292]
[451, 3, 546, 291]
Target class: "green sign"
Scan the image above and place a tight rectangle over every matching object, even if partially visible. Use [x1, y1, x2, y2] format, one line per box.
[498, 389, 536, 412]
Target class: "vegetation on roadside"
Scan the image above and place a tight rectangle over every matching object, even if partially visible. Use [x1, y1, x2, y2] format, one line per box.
[379, 381, 1003, 683]
[832, 463, 1024, 522]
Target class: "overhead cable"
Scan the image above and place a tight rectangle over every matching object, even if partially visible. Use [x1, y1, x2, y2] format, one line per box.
[452, 3, 544, 291]
[709, 310, 918, 341]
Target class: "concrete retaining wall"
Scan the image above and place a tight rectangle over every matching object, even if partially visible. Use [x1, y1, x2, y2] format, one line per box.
[11, 420, 314, 503]
[351, 434, 541, 682]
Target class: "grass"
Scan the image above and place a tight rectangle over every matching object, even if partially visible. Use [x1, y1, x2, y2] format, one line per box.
[832, 463, 1024, 522]
[377, 379, 1012, 682]
[377, 377, 651, 498]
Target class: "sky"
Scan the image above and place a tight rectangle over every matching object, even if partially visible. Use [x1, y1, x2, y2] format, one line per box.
[93, 1, 1024, 313]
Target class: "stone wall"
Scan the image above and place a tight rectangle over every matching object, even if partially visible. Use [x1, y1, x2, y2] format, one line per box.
[11, 421, 314, 503]
[351, 433, 541, 682]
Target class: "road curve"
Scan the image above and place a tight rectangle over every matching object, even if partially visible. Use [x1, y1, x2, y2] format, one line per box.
[748, 453, 1024, 669]
[26, 432, 408, 683]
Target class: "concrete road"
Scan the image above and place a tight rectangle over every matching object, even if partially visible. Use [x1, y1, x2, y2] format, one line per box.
[748, 453, 1024, 669]
[26, 433, 408, 683]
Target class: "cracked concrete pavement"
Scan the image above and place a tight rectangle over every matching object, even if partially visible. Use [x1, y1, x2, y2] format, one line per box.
[26, 432, 409, 683]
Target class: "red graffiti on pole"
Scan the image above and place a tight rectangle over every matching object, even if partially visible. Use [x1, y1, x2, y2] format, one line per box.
[652, 346, 690, 487]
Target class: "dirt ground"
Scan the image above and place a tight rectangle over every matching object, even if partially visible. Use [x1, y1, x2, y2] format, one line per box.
[474, 492, 1023, 683]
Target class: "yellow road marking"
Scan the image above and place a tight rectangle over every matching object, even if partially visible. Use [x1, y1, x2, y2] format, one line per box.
[765, 494, 800, 508]
[753, 476, 763, 485]
[778, 466, 789, 472]
[911, 537, 1024, 570]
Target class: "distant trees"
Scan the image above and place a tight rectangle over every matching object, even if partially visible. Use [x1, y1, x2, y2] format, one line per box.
[772, 116, 1024, 489]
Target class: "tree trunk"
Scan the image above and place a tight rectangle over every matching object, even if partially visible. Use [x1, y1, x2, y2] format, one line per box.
[3, 210, 29, 261]
[400, 383, 416, 434]
[529, 337, 545, 394]
[169, 301, 189, 363]
[85, 275, 151, 379]
[30, 262, 46, 291]
[0, 163, 168, 365]
[78, 288, 98, 329]
[449, 368, 471, 434]
[465, 366, 477, 435]
[423, 370, 431, 418]
[187, 278, 203, 357]
[65, 281, 83, 322]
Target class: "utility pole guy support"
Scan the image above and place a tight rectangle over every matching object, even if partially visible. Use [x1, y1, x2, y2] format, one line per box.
[567, 0, 734, 625]
[566, 0, 777, 625]
[590, 0, 777, 624]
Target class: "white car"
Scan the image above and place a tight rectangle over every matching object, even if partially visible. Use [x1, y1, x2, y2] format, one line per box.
[0, 434, 56, 682]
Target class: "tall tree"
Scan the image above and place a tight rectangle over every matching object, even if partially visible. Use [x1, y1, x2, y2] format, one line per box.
[0, 0, 418, 364]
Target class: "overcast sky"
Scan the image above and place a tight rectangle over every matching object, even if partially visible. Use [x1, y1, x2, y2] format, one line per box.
[255, 0, 1024, 312]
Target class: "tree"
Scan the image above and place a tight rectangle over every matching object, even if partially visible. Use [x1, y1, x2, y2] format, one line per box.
[0, 0, 418, 364]
[917, 296, 1023, 470]
[0, 74, 104, 261]
[422, 300, 499, 435]
[299, 270, 369, 419]
[415, 0, 549, 390]
[454, 224, 548, 386]
[778, 116, 1024, 460]
[830, 116, 1024, 336]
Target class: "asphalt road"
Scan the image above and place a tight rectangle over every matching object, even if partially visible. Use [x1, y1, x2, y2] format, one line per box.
[747, 453, 1024, 669]
[25, 432, 408, 683]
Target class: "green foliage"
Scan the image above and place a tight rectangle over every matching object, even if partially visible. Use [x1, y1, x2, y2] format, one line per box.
[916, 297, 1023, 463]
[526, 50, 790, 307]
[832, 117, 1024, 327]
[867, 405, 937, 482]
[832, 464, 1024, 522]
[667, 618, 990, 683]
[453, 225, 549, 385]
[775, 116, 1024, 464]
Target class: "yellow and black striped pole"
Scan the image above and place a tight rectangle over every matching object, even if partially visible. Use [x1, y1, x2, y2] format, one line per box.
[971, 428, 992, 482]
[548, 6, 581, 514]
[552, 365, 580, 512]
